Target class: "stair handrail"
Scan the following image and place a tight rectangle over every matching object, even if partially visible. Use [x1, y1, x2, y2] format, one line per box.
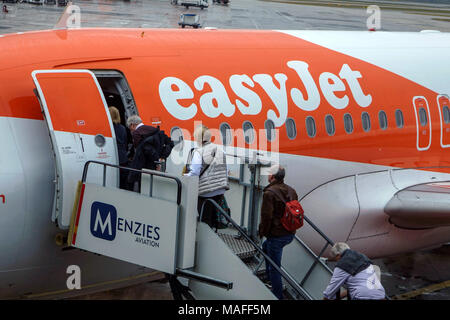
[292, 214, 335, 288]
[81, 160, 183, 205]
[302, 215, 334, 248]
[293, 235, 333, 273]
[200, 198, 314, 300]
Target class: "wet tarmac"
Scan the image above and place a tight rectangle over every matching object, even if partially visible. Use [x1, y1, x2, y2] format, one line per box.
[67, 244, 450, 300]
[376, 245, 450, 300]
[0, 0, 449, 33]
[69, 276, 174, 300]
[3, 0, 450, 300]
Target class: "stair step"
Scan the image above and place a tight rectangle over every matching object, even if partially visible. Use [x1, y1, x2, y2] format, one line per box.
[218, 232, 257, 260]
[245, 259, 266, 276]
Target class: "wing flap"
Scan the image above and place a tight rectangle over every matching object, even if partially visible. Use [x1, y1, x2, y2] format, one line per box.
[385, 183, 450, 229]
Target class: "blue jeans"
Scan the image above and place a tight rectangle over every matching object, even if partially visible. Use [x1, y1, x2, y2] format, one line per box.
[262, 234, 294, 299]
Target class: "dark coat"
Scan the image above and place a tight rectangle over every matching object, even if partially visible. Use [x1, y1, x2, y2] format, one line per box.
[132, 124, 159, 148]
[128, 127, 161, 183]
[113, 123, 129, 165]
[258, 180, 298, 238]
[336, 249, 372, 276]
[127, 125, 174, 187]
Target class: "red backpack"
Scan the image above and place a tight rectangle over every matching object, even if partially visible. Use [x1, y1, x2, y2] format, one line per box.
[268, 189, 304, 232]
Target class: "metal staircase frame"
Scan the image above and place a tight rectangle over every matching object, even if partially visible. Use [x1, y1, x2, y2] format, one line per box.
[81, 160, 182, 205]
[195, 156, 343, 300]
[201, 198, 315, 300]
[78, 160, 234, 294]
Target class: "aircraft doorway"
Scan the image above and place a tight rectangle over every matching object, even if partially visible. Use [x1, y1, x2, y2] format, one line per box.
[93, 70, 139, 189]
[92, 70, 139, 130]
[32, 69, 121, 229]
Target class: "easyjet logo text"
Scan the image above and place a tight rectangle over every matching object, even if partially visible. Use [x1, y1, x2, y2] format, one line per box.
[159, 60, 372, 127]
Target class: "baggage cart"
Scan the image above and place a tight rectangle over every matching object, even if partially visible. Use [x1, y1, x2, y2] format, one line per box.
[178, 13, 201, 28]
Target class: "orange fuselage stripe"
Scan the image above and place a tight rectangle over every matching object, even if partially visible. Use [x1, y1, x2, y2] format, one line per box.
[0, 29, 449, 172]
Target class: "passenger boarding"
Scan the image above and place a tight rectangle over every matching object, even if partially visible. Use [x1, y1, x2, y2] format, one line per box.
[0, 28, 449, 299]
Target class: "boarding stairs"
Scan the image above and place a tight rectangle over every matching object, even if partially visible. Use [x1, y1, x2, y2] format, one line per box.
[64, 158, 334, 300]
[169, 155, 335, 300]
[187, 158, 334, 300]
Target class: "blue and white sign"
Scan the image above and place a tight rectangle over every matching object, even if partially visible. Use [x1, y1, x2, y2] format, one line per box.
[90, 201, 117, 241]
[71, 183, 179, 274]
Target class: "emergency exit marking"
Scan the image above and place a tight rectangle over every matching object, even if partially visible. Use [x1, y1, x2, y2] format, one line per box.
[0, 195, 5, 204]
[151, 117, 161, 125]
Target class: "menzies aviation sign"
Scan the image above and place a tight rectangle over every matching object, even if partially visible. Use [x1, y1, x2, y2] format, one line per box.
[91, 201, 117, 241]
[70, 183, 179, 274]
[90, 201, 162, 246]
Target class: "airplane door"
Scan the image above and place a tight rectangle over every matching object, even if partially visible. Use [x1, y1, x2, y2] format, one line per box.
[437, 94, 450, 148]
[413, 96, 432, 151]
[32, 70, 119, 229]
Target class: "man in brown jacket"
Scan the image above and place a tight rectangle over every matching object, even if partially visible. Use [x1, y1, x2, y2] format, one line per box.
[259, 165, 297, 299]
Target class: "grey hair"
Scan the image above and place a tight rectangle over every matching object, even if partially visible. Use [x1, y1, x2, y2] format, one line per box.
[194, 125, 211, 145]
[269, 164, 285, 182]
[330, 242, 350, 258]
[126, 115, 142, 128]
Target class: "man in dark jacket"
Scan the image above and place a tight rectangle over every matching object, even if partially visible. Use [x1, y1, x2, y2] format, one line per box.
[126, 115, 174, 191]
[258, 165, 297, 299]
[128, 115, 160, 150]
[126, 115, 161, 192]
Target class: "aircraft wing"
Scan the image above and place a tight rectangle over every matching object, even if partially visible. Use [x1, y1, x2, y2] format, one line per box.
[385, 183, 450, 229]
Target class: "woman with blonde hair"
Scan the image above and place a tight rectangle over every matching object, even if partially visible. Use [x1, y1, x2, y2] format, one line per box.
[185, 125, 229, 228]
[109, 106, 130, 189]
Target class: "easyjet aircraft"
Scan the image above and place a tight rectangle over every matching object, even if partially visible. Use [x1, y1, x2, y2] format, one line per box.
[1, 28, 450, 298]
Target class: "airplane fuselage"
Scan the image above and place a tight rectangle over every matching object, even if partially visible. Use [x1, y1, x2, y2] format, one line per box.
[1, 28, 450, 298]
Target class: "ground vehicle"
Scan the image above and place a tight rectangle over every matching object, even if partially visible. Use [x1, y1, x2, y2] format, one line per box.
[179, 13, 201, 28]
[178, 0, 208, 9]
[212, 0, 229, 4]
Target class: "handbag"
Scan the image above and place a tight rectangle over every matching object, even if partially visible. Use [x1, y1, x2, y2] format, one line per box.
[182, 148, 195, 175]
[216, 196, 230, 229]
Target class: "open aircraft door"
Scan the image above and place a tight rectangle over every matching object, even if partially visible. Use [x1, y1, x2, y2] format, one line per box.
[32, 70, 119, 229]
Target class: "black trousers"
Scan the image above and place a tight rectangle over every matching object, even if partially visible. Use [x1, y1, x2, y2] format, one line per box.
[119, 162, 129, 190]
[197, 194, 225, 228]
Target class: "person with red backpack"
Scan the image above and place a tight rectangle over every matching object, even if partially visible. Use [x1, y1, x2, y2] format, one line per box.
[258, 165, 303, 299]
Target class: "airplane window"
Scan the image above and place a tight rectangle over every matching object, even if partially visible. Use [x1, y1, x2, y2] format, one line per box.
[361, 112, 371, 132]
[170, 127, 184, 149]
[395, 109, 404, 128]
[95, 134, 106, 148]
[285, 118, 297, 140]
[343, 113, 353, 134]
[325, 115, 335, 136]
[443, 106, 450, 124]
[220, 123, 232, 146]
[418, 108, 428, 126]
[305, 116, 316, 138]
[243, 121, 255, 144]
[264, 119, 276, 142]
[378, 110, 388, 130]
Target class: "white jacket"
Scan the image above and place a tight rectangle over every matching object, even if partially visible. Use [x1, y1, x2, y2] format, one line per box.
[187, 142, 229, 196]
